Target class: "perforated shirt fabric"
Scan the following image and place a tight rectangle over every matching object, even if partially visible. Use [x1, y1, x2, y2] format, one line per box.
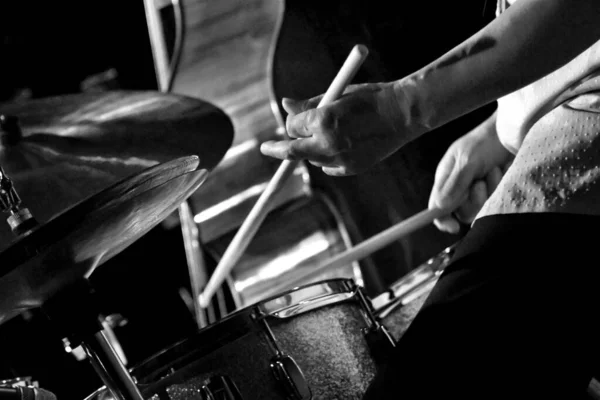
[478, 99, 600, 216]
[475, 0, 600, 220]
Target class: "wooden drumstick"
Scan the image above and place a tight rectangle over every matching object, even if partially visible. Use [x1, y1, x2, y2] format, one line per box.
[277, 207, 449, 292]
[314, 207, 447, 269]
[199, 44, 370, 308]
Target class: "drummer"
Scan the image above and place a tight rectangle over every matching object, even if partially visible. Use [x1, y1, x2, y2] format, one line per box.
[261, 0, 600, 398]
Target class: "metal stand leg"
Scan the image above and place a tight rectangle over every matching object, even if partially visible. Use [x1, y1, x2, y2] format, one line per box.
[179, 200, 227, 327]
[41, 279, 143, 400]
[82, 331, 143, 400]
[179, 201, 209, 328]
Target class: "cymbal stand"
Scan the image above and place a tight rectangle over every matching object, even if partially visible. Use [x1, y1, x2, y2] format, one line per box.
[0, 166, 143, 400]
[178, 202, 229, 326]
[40, 279, 144, 400]
[178, 201, 213, 328]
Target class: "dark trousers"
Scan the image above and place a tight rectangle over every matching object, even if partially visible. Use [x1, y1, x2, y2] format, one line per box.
[363, 213, 600, 399]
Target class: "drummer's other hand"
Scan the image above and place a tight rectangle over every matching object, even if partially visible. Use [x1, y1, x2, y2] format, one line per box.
[260, 83, 407, 176]
[431, 168, 503, 234]
[428, 131, 509, 234]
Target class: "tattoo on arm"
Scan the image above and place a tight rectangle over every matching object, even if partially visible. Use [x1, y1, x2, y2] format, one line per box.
[435, 36, 497, 69]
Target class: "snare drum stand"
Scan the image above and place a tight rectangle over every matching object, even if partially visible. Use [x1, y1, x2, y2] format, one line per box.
[0, 168, 143, 400]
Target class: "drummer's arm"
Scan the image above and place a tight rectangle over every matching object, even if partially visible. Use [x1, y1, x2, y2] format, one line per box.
[395, 0, 600, 140]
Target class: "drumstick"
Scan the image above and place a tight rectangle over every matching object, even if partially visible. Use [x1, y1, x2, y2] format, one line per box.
[270, 207, 448, 294]
[199, 44, 370, 308]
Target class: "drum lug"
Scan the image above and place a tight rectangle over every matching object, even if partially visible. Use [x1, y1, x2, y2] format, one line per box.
[354, 284, 397, 365]
[364, 324, 396, 365]
[270, 354, 311, 400]
[200, 375, 244, 400]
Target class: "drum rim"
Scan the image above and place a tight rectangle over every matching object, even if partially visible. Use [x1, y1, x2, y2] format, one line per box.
[370, 245, 457, 316]
[130, 278, 357, 386]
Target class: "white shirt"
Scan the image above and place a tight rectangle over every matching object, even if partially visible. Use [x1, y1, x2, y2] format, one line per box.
[476, 0, 600, 219]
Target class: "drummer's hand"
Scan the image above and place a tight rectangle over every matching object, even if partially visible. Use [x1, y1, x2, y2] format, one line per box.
[260, 83, 413, 176]
[428, 113, 512, 234]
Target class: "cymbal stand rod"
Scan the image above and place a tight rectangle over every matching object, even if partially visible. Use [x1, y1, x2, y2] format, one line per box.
[149, 3, 215, 326]
[81, 331, 143, 400]
[178, 201, 211, 328]
[0, 161, 138, 399]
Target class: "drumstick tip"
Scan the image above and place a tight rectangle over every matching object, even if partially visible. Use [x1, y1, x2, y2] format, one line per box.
[198, 292, 209, 309]
[353, 44, 369, 57]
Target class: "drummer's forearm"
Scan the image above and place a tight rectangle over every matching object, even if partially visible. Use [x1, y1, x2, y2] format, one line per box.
[392, 0, 600, 137]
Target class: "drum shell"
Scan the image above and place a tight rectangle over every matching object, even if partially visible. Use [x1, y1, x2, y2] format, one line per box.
[137, 310, 279, 399]
[269, 301, 377, 398]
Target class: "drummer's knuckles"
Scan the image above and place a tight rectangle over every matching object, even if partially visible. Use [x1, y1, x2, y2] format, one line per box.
[290, 112, 343, 155]
[317, 114, 353, 160]
[302, 95, 323, 111]
[301, 106, 336, 136]
[286, 111, 314, 139]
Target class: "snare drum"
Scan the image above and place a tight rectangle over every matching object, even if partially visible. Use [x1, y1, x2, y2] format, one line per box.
[85, 279, 394, 400]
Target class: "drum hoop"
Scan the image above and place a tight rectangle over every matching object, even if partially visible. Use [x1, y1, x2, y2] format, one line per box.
[256, 278, 359, 319]
[83, 385, 117, 400]
[370, 244, 457, 316]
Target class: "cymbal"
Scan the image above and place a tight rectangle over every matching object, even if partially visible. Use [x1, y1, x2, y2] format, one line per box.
[0, 156, 207, 324]
[0, 90, 234, 253]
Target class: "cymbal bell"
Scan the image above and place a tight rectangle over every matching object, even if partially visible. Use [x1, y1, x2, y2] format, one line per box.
[0, 156, 207, 324]
[0, 90, 234, 253]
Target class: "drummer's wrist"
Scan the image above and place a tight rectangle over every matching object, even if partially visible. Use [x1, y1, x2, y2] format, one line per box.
[385, 65, 481, 145]
[467, 110, 498, 141]
[383, 80, 432, 144]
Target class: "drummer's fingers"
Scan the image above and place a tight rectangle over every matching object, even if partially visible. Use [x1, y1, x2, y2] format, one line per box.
[260, 139, 301, 160]
[260, 137, 332, 164]
[308, 159, 339, 169]
[447, 167, 503, 227]
[282, 96, 323, 116]
[433, 214, 461, 234]
[286, 113, 313, 139]
[453, 167, 502, 223]
[435, 180, 486, 233]
[454, 180, 488, 223]
[429, 156, 455, 209]
[321, 165, 354, 176]
[286, 106, 333, 139]
[486, 166, 503, 193]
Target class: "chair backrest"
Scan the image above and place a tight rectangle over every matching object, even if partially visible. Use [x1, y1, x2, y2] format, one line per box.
[142, 0, 173, 91]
